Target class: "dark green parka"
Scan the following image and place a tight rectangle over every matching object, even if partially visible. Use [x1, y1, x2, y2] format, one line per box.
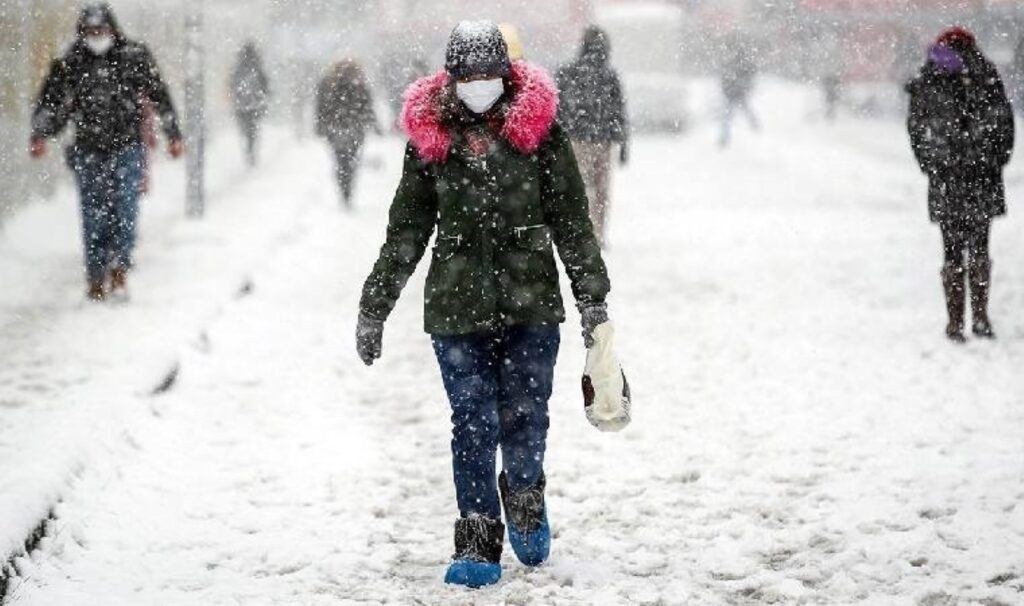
[360, 62, 609, 335]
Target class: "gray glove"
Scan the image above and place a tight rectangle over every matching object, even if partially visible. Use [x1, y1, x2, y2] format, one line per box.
[579, 302, 609, 349]
[356, 312, 384, 366]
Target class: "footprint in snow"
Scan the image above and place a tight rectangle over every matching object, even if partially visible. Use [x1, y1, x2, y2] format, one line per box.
[918, 506, 957, 520]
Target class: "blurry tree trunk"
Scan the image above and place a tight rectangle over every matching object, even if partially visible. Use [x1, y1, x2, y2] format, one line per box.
[184, 5, 205, 218]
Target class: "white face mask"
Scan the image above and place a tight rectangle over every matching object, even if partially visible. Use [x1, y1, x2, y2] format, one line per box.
[85, 35, 114, 55]
[456, 78, 504, 114]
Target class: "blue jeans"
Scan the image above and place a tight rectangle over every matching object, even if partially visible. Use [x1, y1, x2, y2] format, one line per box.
[68, 145, 144, 282]
[432, 325, 560, 519]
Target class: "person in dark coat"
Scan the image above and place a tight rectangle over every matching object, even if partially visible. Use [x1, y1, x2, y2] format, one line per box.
[822, 72, 843, 122]
[555, 26, 629, 248]
[29, 3, 182, 301]
[719, 43, 760, 147]
[906, 27, 1014, 341]
[231, 42, 270, 167]
[315, 60, 378, 208]
[356, 21, 611, 589]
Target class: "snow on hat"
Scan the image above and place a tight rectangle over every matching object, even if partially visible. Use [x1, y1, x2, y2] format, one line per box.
[445, 20, 511, 80]
[936, 26, 976, 51]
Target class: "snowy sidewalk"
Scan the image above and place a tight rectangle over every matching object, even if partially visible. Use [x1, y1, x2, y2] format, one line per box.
[5, 81, 1024, 605]
[0, 128, 363, 589]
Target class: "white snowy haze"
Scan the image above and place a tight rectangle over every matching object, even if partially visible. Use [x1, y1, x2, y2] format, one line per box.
[1, 0, 1024, 604]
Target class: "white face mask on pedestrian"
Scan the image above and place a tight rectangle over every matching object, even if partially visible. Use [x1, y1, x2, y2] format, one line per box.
[85, 34, 114, 55]
[456, 78, 504, 114]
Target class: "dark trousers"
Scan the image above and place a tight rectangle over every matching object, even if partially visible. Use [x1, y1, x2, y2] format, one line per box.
[720, 96, 760, 147]
[431, 325, 560, 520]
[237, 112, 260, 167]
[68, 145, 144, 283]
[331, 136, 364, 207]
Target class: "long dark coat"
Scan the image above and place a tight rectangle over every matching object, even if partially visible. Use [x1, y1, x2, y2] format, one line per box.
[906, 50, 1014, 224]
[231, 44, 270, 119]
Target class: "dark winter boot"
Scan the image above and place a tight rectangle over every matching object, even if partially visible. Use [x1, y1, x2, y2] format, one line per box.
[969, 259, 995, 338]
[444, 515, 504, 588]
[110, 266, 128, 293]
[86, 279, 106, 302]
[941, 264, 966, 343]
[499, 471, 550, 567]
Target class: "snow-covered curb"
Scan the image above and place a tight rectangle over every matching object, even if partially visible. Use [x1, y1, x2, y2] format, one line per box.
[0, 128, 345, 597]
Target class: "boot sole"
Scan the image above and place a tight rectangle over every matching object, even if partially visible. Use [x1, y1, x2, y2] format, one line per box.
[444, 560, 501, 588]
[507, 516, 550, 567]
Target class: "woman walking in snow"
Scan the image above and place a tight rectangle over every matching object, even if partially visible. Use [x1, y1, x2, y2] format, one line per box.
[906, 28, 1014, 341]
[356, 21, 611, 588]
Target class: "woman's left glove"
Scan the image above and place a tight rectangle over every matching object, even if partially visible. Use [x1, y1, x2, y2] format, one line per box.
[579, 302, 609, 348]
[356, 312, 384, 366]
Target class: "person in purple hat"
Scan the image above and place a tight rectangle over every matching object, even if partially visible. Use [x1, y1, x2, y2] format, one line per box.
[906, 28, 1014, 342]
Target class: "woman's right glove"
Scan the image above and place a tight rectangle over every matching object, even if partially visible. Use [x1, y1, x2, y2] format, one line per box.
[356, 312, 384, 366]
[579, 302, 609, 349]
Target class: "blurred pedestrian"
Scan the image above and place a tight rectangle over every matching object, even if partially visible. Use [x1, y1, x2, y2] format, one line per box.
[906, 27, 1014, 342]
[315, 60, 378, 208]
[231, 41, 270, 167]
[556, 26, 629, 248]
[822, 72, 843, 122]
[29, 3, 182, 302]
[356, 21, 611, 589]
[499, 23, 524, 61]
[720, 43, 760, 147]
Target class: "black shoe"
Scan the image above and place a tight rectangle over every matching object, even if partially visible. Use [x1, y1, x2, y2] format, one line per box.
[946, 327, 967, 343]
[972, 319, 995, 339]
[86, 280, 106, 302]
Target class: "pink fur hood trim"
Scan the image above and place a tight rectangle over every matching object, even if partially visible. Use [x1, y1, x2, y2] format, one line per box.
[399, 61, 559, 163]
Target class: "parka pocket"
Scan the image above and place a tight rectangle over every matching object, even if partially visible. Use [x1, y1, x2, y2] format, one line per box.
[513, 224, 553, 252]
[433, 234, 464, 262]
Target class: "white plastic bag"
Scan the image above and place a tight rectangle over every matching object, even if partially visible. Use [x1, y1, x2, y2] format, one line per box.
[582, 322, 631, 432]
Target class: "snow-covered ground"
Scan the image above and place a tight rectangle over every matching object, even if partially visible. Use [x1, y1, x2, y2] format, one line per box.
[3, 80, 1024, 605]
